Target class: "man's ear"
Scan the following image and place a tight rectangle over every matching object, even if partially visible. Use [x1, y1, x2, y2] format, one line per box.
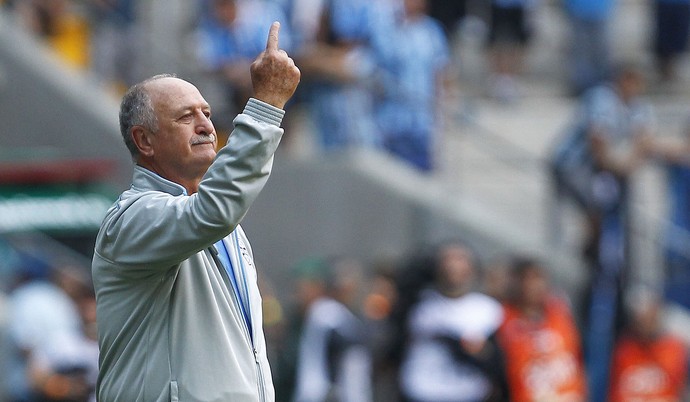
[131, 126, 154, 157]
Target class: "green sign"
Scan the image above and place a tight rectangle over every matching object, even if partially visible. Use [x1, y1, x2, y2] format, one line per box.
[0, 185, 116, 233]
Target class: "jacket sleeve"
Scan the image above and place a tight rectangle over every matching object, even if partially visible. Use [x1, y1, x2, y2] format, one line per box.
[96, 99, 284, 268]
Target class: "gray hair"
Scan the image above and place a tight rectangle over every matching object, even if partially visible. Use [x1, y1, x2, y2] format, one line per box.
[119, 73, 177, 159]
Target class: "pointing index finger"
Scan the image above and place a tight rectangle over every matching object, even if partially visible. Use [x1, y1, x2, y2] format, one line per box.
[266, 21, 280, 52]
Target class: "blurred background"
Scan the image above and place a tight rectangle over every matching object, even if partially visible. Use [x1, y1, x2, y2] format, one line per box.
[2, 0, 690, 401]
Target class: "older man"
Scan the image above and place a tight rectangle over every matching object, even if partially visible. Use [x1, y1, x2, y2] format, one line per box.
[91, 22, 300, 402]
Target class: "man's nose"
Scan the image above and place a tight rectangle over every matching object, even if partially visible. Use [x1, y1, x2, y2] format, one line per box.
[196, 112, 214, 134]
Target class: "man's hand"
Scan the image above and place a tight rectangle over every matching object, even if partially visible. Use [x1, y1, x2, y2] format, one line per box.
[250, 22, 301, 109]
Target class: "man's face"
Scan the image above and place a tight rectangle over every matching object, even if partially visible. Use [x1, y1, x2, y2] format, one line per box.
[619, 70, 645, 102]
[437, 244, 474, 292]
[213, 0, 237, 24]
[404, 0, 428, 17]
[145, 78, 217, 191]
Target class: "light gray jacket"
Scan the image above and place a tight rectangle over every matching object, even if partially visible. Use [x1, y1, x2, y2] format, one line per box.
[92, 99, 283, 402]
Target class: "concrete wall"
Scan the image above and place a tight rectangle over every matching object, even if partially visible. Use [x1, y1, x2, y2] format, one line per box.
[244, 149, 585, 297]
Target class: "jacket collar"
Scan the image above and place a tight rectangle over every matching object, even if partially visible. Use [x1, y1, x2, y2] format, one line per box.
[131, 165, 188, 196]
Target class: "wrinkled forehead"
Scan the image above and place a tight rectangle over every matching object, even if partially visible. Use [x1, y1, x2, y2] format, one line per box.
[147, 77, 209, 115]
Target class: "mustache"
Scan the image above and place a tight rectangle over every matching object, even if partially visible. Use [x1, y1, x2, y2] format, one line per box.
[191, 133, 216, 145]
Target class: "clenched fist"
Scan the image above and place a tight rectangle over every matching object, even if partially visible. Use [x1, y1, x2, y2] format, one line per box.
[250, 22, 301, 109]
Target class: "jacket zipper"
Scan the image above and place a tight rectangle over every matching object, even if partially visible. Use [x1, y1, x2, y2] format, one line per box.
[230, 233, 267, 401]
[209, 245, 266, 401]
[256, 353, 267, 402]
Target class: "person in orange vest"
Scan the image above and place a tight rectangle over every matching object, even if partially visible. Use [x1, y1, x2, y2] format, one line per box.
[608, 288, 688, 402]
[498, 257, 588, 402]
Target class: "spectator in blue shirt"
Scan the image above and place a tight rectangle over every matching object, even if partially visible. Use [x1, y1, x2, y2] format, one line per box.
[563, 0, 615, 95]
[195, 0, 292, 135]
[371, 0, 450, 172]
[294, 0, 380, 150]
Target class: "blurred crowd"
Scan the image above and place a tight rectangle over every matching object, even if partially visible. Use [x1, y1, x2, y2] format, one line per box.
[258, 241, 690, 402]
[8, 0, 688, 172]
[3, 238, 689, 401]
[3, 0, 690, 401]
[0, 260, 98, 402]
